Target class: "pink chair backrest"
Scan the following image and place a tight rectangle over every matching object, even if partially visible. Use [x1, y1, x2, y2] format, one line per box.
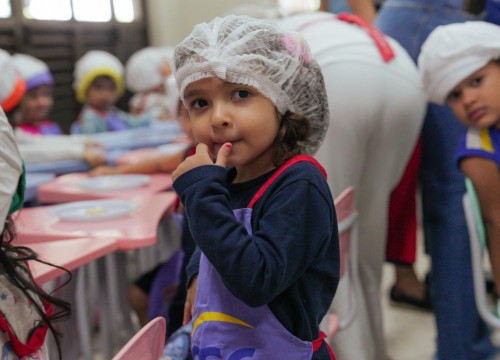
[112, 317, 166, 360]
[334, 187, 356, 279]
[324, 186, 358, 340]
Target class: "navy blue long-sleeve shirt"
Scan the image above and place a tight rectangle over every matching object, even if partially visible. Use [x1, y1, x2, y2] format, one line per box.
[174, 161, 339, 359]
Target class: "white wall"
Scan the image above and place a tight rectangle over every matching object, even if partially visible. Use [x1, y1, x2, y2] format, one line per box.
[145, 0, 277, 47]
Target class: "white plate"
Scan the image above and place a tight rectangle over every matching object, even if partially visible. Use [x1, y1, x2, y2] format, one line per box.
[157, 143, 188, 155]
[78, 175, 150, 191]
[49, 199, 138, 222]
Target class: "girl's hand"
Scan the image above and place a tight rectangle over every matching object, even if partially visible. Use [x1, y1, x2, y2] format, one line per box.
[88, 165, 116, 177]
[172, 142, 231, 182]
[183, 276, 198, 325]
[84, 139, 103, 150]
[83, 149, 107, 167]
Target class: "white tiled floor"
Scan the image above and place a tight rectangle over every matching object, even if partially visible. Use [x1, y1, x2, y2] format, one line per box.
[382, 260, 436, 360]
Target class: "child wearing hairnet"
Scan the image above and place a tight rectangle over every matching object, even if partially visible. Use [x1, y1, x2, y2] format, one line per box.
[11, 53, 62, 135]
[71, 50, 152, 134]
[125, 46, 177, 121]
[0, 49, 106, 166]
[172, 15, 339, 359]
[0, 107, 71, 359]
[419, 21, 500, 313]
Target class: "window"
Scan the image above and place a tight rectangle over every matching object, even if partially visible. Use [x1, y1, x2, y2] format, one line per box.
[113, 0, 140, 23]
[278, 0, 321, 14]
[0, 0, 11, 18]
[23, 0, 72, 21]
[73, 0, 112, 22]
[22, 0, 141, 22]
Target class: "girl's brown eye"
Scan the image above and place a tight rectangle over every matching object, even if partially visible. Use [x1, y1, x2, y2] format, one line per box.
[233, 90, 250, 100]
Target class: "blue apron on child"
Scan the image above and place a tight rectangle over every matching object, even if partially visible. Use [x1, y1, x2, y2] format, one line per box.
[105, 112, 128, 131]
[191, 155, 335, 360]
[39, 122, 63, 135]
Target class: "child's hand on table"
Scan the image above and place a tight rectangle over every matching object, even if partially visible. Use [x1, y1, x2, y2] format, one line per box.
[83, 149, 107, 167]
[88, 165, 117, 177]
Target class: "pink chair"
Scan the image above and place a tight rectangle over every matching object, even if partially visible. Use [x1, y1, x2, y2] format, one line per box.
[323, 186, 359, 339]
[113, 317, 167, 360]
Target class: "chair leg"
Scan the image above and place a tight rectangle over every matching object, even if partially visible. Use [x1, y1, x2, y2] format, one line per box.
[98, 257, 114, 359]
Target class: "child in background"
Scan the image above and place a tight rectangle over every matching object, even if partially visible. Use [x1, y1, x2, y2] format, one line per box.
[172, 15, 339, 359]
[0, 49, 106, 167]
[419, 21, 500, 311]
[11, 53, 62, 135]
[0, 107, 71, 358]
[125, 46, 176, 120]
[71, 50, 152, 134]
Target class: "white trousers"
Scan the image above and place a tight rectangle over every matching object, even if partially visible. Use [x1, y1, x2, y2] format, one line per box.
[278, 13, 426, 359]
[313, 28, 425, 360]
[317, 58, 425, 360]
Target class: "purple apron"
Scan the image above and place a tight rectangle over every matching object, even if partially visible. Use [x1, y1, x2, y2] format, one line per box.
[191, 155, 335, 360]
[39, 122, 63, 135]
[148, 249, 185, 322]
[105, 112, 129, 131]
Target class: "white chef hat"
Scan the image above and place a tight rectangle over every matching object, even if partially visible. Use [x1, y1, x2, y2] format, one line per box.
[73, 50, 125, 103]
[125, 46, 174, 93]
[174, 15, 329, 155]
[12, 53, 54, 91]
[418, 21, 500, 105]
[0, 49, 26, 112]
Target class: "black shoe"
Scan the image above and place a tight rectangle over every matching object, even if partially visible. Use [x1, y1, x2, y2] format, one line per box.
[389, 285, 432, 311]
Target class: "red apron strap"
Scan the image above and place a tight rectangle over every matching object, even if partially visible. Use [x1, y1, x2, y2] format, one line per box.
[247, 154, 326, 209]
[336, 12, 395, 62]
[295, 12, 395, 63]
[0, 297, 52, 357]
[312, 331, 337, 359]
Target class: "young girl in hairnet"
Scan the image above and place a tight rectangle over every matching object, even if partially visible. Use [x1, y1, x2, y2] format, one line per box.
[71, 50, 152, 134]
[0, 108, 70, 358]
[11, 53, 62, 136]
[419, 21, 500, 313]
[125, 46, 176, 121]
[0, 49, 106, 167]
[172, 15, 339, 359]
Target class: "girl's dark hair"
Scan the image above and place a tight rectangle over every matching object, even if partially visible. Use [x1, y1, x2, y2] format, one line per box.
[273, 111, 310, 166]
[1, 217, 71, 359]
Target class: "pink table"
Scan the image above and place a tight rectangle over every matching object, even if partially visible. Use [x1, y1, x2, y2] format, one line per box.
[37, 173, 173, 204]
[13, 193, 177, 250]
[26, 237, 118, 284]
[25, 237, 120, 359]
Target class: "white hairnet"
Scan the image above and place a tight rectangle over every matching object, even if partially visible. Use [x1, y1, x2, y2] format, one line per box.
[174, 15, 329, 155]
[418, 21, 500, 105]
[73, 50, 124, 103]
[12, 53, 54, 91]
[125, 46, 174, 93]
[0, 107, 23, 233]
[0, 49, 26, 112]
